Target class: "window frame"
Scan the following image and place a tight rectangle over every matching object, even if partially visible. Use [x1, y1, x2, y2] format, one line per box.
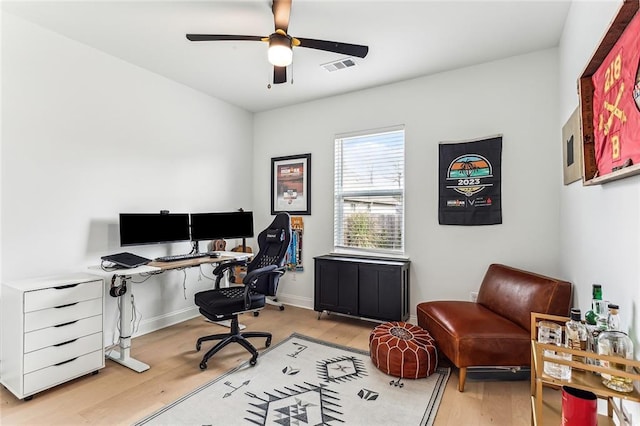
[333, 126, 405, 255]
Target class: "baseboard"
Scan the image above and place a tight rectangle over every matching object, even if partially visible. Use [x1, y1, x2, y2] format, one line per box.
[272, 292, 313, 310]
[104, 306, 200, 347]
[103, 291, 412, 348]
[137, 306, 201, 336]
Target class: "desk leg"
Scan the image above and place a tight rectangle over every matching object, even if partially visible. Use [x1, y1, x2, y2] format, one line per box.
[106, 279, 150, 373]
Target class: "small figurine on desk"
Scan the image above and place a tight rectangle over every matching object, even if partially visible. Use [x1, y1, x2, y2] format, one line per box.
[210, 239, 226, 252]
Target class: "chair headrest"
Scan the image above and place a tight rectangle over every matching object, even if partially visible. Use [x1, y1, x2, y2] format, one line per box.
[265, 228, 285, 243]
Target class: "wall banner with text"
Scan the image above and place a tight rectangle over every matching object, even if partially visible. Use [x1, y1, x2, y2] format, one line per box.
[438, 135, 502, 226]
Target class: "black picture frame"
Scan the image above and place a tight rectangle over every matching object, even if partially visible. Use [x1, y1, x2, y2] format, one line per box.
[271, 153, 311, 215]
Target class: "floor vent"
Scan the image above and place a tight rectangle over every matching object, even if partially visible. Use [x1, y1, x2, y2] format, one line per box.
[322, 58, 357, 72]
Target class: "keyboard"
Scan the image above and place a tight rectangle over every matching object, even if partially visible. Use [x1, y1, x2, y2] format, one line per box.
[155, 251, 220, 262]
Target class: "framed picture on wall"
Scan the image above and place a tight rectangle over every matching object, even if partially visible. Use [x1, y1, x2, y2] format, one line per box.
[562, 106, 583, 185]
[579, 0, 640, 184]
[271, 153, 311, 215]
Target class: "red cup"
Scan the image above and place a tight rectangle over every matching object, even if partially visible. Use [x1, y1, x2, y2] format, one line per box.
[561, 386, 597, 426]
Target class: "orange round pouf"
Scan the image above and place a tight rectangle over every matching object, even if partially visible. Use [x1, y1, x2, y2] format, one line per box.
[369, 321, 437, 379]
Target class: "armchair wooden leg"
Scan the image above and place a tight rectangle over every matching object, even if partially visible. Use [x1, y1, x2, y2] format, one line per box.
[458, 367, 467, 392]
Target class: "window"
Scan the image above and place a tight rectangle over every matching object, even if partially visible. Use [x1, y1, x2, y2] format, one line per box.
[334, 127, 405, 253]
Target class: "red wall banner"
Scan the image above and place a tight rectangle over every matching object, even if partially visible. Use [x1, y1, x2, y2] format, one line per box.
[592, 11, 640, 175]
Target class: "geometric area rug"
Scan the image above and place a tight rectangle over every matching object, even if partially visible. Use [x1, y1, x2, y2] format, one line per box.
[136, 333, 450, 426]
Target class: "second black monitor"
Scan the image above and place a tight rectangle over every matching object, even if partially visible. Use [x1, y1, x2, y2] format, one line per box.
[190, 211, 254, 241]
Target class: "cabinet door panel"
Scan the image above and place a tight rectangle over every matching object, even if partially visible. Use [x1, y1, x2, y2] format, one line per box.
[358, 265, 401, 321]
[358, 267, 379, 317]
[337, 263, 358, 314]
[314, 259, 358, 315]
[376, 269, 401, 320]
[316, 261, 339, 307]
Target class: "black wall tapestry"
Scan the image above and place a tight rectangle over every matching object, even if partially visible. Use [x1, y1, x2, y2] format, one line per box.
[438, 135, 502, 225]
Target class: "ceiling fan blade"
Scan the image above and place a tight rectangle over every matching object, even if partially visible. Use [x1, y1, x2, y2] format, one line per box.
[272, 0, 292, 33]
[274, 66, 287, 84]
[296, 38, 369, 58]
[186, 34, 264, 42]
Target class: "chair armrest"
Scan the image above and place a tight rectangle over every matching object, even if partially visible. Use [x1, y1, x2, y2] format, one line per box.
[211, 259, 248, 290]
[242, 265, 285, 309]
[243, 265, 284, 284]
[212, 259, 248, 276]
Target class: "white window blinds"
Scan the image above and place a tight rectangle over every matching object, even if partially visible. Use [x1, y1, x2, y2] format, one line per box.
[334, 128, 405, 253]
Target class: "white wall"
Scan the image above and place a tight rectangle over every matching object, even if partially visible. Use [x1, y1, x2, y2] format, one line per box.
[559, 0, 639, 340]
[254, 49, 562, 315]
[1, 13, 254, 342]
[559, 0, 640, 418]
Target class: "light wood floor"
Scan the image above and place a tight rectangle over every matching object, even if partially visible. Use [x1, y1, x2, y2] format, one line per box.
[1, 305, 541, 425]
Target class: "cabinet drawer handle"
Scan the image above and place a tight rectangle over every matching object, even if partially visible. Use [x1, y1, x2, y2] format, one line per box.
[53, 338, 78, 347]
[54, 357, 78, 366]
[53, 283, 79, 290]
[54, 320, 78, 328]
[54, 302, 78, 309]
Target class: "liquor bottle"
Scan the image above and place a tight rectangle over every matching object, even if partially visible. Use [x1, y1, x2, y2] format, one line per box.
[565, 308, 587, 364]
[538, 320, 570, 380]
[597, 329, 634, 392]
[585, 285, 606, 366]
[607, 303, 621, 331]
[585, 284, 602, 325]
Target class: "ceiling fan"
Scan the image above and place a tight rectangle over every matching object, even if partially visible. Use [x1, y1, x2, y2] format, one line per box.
[186, 0, 369, 85]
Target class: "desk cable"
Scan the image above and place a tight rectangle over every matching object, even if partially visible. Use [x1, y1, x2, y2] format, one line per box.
[131, 270, 163, 283]
[182, 269, 188, 300]
[100, 260, 122, 272]
[104, 290, 142, 358]
[198, 264, 217, 282]
[131, 293, 142, 335]
[105, 297, 122, 358]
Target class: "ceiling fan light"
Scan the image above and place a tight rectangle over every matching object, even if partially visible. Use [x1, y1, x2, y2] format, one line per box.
[268, 36, 292, 67]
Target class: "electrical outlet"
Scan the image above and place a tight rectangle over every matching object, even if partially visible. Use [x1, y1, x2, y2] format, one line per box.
[470, 291, 478, 302]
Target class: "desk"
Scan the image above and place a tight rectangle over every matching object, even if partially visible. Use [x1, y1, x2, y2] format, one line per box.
[99, 252, 250, 373]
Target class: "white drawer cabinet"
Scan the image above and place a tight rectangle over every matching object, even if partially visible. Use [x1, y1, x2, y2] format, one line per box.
[1, 273, 105, 400]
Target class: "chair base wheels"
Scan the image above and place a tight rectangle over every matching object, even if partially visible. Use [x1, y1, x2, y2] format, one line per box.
[196, 316, 272, 370]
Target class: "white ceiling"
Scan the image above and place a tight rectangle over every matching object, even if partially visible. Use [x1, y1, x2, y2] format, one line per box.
[2, 0, 572, 113]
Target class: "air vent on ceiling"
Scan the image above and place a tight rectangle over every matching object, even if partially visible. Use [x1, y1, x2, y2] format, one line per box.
[322, 58, 357, 72]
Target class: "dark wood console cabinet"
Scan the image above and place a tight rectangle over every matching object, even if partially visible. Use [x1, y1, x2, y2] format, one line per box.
[314, 255, 410, 322]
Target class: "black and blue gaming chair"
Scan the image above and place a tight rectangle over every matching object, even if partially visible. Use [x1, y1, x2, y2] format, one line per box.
[194, 212, 291, 369]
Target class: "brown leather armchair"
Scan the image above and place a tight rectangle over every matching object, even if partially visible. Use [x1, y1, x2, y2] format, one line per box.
[416, 263, 572, 392]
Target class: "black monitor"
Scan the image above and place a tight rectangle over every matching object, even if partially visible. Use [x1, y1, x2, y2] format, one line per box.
[190, 211, 254, 241]
[119, 213, 191, 246]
